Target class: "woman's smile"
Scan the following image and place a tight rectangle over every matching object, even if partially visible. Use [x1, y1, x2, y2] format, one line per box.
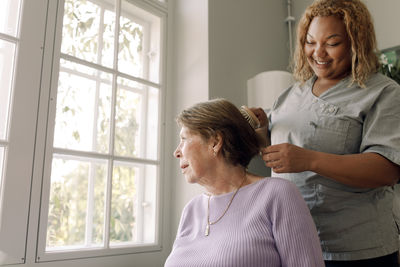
[304, 16, 352, 83]
[314, 58, 330, 66]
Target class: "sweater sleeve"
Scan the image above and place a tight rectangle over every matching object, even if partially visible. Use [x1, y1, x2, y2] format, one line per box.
[269, 180, 325, 267]
[171, 205, 188, 250]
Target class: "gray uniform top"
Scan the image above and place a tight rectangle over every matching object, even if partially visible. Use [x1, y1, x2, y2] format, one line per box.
[268, 73, 400, 261]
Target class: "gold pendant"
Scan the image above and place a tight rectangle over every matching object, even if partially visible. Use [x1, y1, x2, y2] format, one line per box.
[205, 224, 210, 236]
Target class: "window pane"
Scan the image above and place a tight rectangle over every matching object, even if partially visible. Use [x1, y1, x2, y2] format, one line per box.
[53, 59, 112, 153]
[114, 77, 159, 160]
[0, 40, 15, 140]
[110, 162, 156, 245]
[0, 0, 21, 36]
[146, 87, 159, 160]
[141, 164, 157, 243]
[119, 0, 161, 83]
[46, 155, 107, 250]
[101, 8, 116, 68]
[61, 0, 115, 68]
[118, 11, 143, 78]
[115, 77, 142, 158]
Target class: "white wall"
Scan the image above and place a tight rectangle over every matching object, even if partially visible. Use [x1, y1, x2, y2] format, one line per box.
[166, 0, 209, 247]
[208, 0, 291, 106]
[364, 0, 400, 50]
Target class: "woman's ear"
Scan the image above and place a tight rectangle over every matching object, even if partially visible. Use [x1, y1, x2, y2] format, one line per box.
[211, 131, 223, 155]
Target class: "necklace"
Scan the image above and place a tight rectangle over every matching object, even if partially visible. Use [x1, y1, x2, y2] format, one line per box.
[205, 175, 247, 236]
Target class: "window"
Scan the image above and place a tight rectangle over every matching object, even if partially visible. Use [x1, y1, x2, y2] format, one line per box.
[0, 0, 50, 264]
[36, 0, 165, 261]
[0, 0, 170, 265]
[0, 0, 168, 264]
[0, 0, 20, 200]
[0, 0, 26, 265]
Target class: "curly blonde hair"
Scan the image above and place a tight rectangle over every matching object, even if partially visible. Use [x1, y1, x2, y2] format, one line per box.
[292, 0, 379, 87]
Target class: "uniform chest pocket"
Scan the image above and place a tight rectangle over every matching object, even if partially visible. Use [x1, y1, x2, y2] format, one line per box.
[310, 117, 350, 154]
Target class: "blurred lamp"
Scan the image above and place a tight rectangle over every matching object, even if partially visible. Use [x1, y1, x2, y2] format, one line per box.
[247, 70, 294, 109]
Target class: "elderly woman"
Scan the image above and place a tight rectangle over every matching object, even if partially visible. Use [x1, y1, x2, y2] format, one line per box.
[164, 99, 324, 267]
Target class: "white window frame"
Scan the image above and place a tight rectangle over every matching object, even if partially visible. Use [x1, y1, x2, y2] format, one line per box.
[0, 0, 169, 264]
[0, 0, 48, 264]
[143, 0, 168, 11]
[34, 0, 167, 262]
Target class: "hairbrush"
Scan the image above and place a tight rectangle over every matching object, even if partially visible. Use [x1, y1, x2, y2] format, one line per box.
[239, 105, 260, 129]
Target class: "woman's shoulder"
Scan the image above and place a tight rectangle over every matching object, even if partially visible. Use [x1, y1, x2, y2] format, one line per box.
[364, 73, 400, 105]
[366, 72, 400, 90]
[245, 177, 307, 211]
[248, 177, 301, 198]
[271, 79, 311, 111]
[255, 176, 297, 187]
[181, 194, 205, 213]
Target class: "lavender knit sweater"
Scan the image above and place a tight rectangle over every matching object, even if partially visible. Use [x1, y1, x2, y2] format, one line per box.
[165, 178, 324, 267]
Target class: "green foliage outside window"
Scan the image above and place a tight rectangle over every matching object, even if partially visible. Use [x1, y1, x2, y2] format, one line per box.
[47, 0, 145, 249]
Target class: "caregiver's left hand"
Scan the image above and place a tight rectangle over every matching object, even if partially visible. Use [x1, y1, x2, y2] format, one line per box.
[261, 143, 313, 173]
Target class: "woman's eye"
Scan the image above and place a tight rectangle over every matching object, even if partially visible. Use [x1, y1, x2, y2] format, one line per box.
[305, 40, 314, 45]
[327, 43, 339, 47]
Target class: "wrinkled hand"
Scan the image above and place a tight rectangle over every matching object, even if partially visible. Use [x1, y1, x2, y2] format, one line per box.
[249, 107, 268, 128]
[260, 143, 312, 173]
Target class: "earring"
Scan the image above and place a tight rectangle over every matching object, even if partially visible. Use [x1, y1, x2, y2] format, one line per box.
[213, 149, 217, 156]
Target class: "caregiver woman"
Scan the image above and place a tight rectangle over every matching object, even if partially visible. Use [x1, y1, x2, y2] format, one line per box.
[252, 0, 400, 266]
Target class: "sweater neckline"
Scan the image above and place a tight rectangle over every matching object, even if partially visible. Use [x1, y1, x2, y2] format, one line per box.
[202, 177, 266, 200]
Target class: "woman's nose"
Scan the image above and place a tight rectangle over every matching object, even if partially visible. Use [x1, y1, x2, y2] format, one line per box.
[173, 147, 181, 158]
[314, 44, 327, 58]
